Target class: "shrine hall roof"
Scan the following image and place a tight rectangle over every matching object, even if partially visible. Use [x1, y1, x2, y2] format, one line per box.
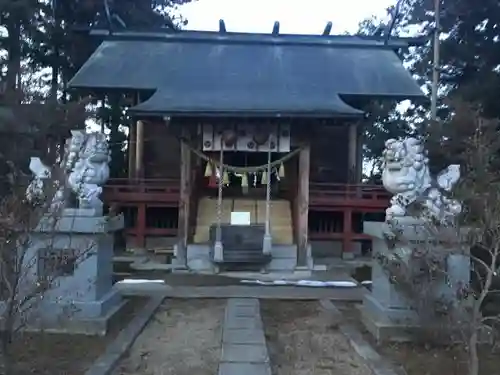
[68, 29, 425, 117]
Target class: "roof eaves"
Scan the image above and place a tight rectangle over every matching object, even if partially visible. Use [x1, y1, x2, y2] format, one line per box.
[128, 108, 366, 118]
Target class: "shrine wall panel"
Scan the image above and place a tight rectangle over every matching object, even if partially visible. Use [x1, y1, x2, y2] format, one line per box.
[309, 125, 349, 183]
[144, 121, 181, 179]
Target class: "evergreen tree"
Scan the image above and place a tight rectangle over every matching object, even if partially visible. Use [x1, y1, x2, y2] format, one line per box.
[407, 0, 500, 117]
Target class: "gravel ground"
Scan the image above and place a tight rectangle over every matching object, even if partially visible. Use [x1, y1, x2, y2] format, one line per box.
[337, 303, 500, 375]
[261, 300, 373, 375]
[113, 299, 225, 375]
[8, 297, 144, 375]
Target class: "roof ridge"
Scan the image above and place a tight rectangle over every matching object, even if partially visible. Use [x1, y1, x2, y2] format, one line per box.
[87, 28, 427, 49]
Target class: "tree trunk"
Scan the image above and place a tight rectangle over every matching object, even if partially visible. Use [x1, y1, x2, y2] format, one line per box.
[468, 329, 479, 375]
[50, 9, 61, 102]
[0, 335, 12, 375]
[5, 21, 21, 102]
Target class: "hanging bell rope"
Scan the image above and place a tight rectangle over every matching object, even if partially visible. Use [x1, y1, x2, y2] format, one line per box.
[262, 145, 273, 255]
[179, 137, 301, 174]
[214, 140, 224, 262]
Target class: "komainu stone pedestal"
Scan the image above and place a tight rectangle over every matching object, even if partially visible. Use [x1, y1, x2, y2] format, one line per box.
[21, 209, 125, 335]
[361, 218, 470, 342]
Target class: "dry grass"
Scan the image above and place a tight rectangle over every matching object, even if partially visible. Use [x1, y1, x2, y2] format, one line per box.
[337, 302, 500, 375]
[377, 343, 499, 375]
[11, 296, 144, 375]
[114, 299, 225, 375]
[261, 300, 373, 375]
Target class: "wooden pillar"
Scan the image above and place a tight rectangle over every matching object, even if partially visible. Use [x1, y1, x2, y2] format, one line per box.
[348, 123, 357, 183]
[128, 123, 136, 178]
[345, 124, 359, 259]
[135, 120, 144, 179]
[356, 124, 364, 182]
[342, 208, 354, 260]
[136, 204, 146, 249]
[177, 127, 192, 264]
[296, 143, 310, 266]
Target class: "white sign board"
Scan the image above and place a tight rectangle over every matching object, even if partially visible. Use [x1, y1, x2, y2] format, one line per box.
[230, 212, 251, 226]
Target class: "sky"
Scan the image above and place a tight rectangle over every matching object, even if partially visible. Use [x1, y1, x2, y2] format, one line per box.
[179, 0, 396, 34]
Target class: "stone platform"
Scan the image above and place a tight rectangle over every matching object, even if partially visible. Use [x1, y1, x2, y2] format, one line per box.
[182, 243, 311, 274]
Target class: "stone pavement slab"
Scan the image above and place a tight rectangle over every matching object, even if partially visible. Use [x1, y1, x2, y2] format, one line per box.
[219, 298, 272, 375]
[221, 343, 269, 363]
[223, 328, 266, 345]
[225, 304, 260, 317]
[226, 298, 259, 307]
[218, 362, 272, 375]
[224, 315, 263, 330]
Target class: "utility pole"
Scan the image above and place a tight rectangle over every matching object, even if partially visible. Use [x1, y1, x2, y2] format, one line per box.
[430, 0, 440, 121]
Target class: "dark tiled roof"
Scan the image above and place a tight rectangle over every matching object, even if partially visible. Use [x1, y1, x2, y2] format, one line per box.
[68, 30, 424, 117]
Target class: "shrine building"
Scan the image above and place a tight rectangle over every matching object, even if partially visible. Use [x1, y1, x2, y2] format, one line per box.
[68, 22, 424, 272]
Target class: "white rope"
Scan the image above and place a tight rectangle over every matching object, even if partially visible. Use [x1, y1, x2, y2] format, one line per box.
[180, 138, 301, 173]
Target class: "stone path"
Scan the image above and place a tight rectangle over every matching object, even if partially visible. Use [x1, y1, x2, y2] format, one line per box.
[219, 298, 271, 375]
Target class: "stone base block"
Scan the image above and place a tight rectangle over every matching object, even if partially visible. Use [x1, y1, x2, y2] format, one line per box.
[361, 294, 491, 344]
[32, 300, 127, 336]
[341, 252, 356, 260]
[48, 289, 122, 319]
[360, 294, 420, 343]
[26, 290, 125, 336]
[360, 305, 420, 343]
[186, 244, 217, 272]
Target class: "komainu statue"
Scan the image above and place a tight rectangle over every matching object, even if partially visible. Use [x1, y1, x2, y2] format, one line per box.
[27, 130, 110, 213]
[381, 137, 462, 224]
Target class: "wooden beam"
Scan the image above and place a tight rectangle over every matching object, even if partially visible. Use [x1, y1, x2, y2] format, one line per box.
[296, 142, 310, 266]
[219, 19, 226, 33]
[322, 22, 333, 36]
[272, 21, 280, 35]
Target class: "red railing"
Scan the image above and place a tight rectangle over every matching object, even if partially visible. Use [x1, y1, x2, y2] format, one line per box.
[102, 179, 388, 251]
[309, 182, 389, 209]
[127, 227, 177, 236]
[104, 178, 180, 204]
